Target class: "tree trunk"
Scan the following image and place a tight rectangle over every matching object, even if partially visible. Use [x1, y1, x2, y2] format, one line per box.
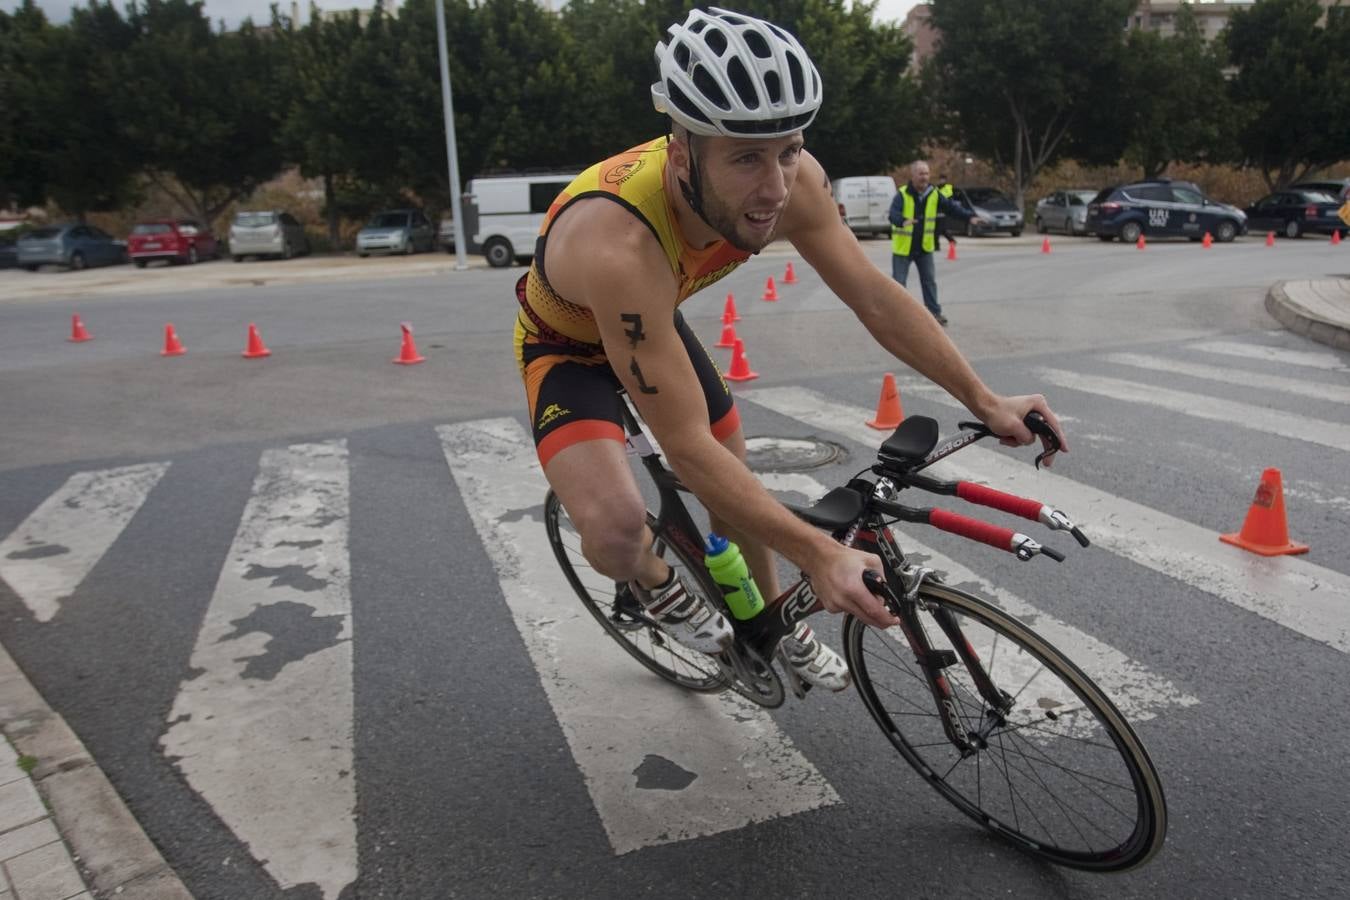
[324, 172, 339, 249]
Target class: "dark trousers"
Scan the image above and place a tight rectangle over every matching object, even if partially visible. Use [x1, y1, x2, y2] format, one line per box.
[891, 251, 940, 316]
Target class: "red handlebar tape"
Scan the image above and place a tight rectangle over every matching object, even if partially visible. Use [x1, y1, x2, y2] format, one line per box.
[929, 509, 1016, 552]
[956, 482, 1044, 521]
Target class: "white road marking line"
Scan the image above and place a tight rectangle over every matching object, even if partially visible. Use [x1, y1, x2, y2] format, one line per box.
[1035, 367, 1350, 452]
[438, 418, 838, 855]
[160, 442, 355, 899]
[0, 463, 169, 622]
[743, 387, 1350, 655]
[1188, 340, 1350, 372]
[754, 473, 1196, 722]
[1104, 352, 1350, 405]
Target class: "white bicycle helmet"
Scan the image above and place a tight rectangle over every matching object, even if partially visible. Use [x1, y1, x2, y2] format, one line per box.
[652, 7, 823, 138]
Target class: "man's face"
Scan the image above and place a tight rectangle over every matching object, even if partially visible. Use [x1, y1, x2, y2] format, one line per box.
[678, 132, 805, 253]
[910, 163, 931, 192]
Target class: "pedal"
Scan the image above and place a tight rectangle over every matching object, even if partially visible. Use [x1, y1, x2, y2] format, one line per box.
[776, 646, 813, 700]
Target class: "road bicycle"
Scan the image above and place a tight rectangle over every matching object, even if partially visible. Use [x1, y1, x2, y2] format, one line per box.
[544, 392, 1167, 872]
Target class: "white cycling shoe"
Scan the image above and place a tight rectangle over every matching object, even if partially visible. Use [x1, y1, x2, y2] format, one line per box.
[632, 571, 734, 655]
[780, 623, 852, 692]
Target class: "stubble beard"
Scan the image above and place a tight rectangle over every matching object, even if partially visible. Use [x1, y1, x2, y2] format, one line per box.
[700, 187, 776, 253]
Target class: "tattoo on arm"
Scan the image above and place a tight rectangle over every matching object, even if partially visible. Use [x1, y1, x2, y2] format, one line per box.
[630, 358, 659, 394]
[620, 313, 646, 349]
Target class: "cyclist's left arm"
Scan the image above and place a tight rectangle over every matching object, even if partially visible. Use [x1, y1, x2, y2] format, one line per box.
[781, 152, 1067, 455]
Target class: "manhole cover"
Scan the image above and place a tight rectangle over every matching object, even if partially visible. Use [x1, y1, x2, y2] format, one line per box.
[743, 436, 846, 472]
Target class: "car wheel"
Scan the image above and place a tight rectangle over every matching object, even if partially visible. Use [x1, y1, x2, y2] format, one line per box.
[1036, 217, 1046, 234]
[1119, 221, 1143, 245]
[134, 259, 148, 269]
[1215, 220, 1237, 243]
[1284, 219, 1302, 239]
[1011, 228, 1023, 237]
[188, 246, 198, 264]
[69, 252, 86, 271]
[233, 255, 245, 263]
[23, 264, 38, 271]
[282, 242, 293, 260]
[483, 237, 515, 268]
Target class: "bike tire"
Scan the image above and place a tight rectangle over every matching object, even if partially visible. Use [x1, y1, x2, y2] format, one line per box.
[544, 490, 726, 693]
[843, 581, 1167, 871]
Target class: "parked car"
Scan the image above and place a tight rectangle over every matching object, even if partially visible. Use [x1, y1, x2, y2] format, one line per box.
[439, 218, 457, 251]
[15, 223, 126, 271]
[831, 176, 895, 238]
[1290, 178, 1350, 201]
[459, 173, 579, 267]
[356, 209, 436, 256]
[1035, 190, 1097, 235]
[951, 187, 1023, 236]
[127, 219, 219, 267]
[228, 210, 310, 261]
[0, 232, 18, 269]
[1085, 178, 1247, 244]
[1243, 190, 1345, 239]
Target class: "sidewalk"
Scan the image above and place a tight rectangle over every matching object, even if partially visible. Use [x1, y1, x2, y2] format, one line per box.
[1266, 279, 1350, 351]
[0, 643, 190, 900]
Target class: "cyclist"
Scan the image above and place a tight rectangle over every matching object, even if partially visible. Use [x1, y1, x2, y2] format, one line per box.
[514, 7, 1067, 690]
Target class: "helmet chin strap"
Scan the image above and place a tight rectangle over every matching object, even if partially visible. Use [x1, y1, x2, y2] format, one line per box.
[676, 133, 718, 233]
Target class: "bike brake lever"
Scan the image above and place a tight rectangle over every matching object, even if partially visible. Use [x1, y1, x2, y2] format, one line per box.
[1024, 411, 1060, 470]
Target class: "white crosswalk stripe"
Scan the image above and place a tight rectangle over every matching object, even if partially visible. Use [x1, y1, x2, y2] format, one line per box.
[0, 462, 169, 622]
[741, 386, 1350, 656]
[437, 418, 839, 855]
[1103, 352, 1350, 404]
[159, 441, 356, 900]
[1188, 340, 1350, 372]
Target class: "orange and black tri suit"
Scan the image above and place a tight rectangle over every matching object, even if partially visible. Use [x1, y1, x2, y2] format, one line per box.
[514, 136, 751, 467]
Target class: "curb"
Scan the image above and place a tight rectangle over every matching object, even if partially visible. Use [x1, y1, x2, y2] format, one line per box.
[1264, 279, 1350, 351]
[0, 641, 191, 899]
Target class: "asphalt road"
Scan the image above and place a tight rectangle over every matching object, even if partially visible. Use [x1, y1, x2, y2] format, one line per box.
[2, 232, 1349, 899]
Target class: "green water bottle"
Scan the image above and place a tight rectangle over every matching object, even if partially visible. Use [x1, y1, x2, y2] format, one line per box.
[704, 533, 765, 620]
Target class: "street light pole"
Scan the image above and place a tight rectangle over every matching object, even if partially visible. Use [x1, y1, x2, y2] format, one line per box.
[435, 0, 468, 270]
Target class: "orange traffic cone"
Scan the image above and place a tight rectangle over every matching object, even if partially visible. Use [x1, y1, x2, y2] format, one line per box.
[1334, 230, 1343, 245]
[392, 322, 425, 365]
[946, 241, 957, 261]
[723, 292, 740, 323]
[716, 322, 738, 349]
[1202, 232, 1213, 248]
[762, 276, 778, 301]
[68, 314, 92, 343]
[724, 338, 758, 381]
[866, 373, 904, 430]
[1265, 231, 1275, 247]
[1136, 234, 1146, 250]
[1041, 237, 1052, 254]
[1219, 468, 1308, 556]
[241, 322, 271, 358]
[161, 323, 185, 357]
[783, 261, 798, 284]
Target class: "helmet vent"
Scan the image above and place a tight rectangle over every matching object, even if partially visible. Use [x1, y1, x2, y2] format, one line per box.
[744, 30, 771, 58]
[668, 82, 714, 126]
[787, 54, 805, 104]
[690, 66, 731, 112]
[705, 27, 728, 56]
[763, 69, 782, 105]
[727, 57, 760, 109]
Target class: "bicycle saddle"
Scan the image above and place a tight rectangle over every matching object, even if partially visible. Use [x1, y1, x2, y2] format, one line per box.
[878, 416, 940, 468]
[793, 486, 867, 529]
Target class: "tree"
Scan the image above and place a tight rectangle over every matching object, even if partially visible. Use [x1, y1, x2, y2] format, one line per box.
[1226, 0, 1350, 189]
[1119, 4, 1237, 179]
[925, 0, 1135, 208]
[117, 0, 285, 226]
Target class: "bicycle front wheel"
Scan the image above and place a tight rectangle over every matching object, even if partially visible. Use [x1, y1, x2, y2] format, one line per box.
[544, 490, 726, 693]
[844, 581, 1167, 871]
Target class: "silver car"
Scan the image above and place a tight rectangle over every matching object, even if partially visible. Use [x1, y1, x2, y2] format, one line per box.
[1035, 190, 1097, 235]
[954, 187, 1024, 237]
[16, 223, 127, 271]
[229, 210, 310, 261]
[356, 209, 435, 256]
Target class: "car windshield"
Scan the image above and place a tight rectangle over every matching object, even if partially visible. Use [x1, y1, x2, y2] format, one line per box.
[1069, 191, 1096, 206]
[965, 188, 1014, 209]
[236, 212, 276, 227]
[369, 213, 409, 228]
[133, 224, 172, 235]
[25, 227, 61, 240]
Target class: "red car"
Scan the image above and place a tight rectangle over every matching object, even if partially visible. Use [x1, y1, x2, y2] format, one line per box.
[127, 219, 219, 267]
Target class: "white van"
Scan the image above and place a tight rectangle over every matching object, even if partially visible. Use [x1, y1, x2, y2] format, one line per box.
[831, 176, 896, 239]
[459, 173, 579, 267]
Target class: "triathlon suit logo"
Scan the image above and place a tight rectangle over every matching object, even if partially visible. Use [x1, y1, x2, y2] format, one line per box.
[603, 159, 645, 186]
[537, 403, 572, 430]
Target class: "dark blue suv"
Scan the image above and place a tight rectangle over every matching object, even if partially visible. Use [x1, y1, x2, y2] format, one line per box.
[1086, 178, 1247, 244]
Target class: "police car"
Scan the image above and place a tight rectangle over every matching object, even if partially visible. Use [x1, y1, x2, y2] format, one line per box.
[1085, 178, 1247, 244]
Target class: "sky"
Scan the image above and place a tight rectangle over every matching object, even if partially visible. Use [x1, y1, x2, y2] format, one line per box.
[3, 0, 924, 30]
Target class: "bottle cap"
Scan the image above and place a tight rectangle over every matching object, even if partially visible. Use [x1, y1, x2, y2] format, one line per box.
[705, 533, 729, 555]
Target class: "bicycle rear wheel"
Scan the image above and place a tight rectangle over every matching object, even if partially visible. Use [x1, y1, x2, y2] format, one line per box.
[544, 490, 726, 693]
[844, 581, 1166, 871]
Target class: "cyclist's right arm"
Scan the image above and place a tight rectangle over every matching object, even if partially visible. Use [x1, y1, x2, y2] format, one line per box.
[545, 200, 897, 628]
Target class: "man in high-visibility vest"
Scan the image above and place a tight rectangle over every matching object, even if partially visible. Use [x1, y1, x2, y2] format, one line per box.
[888, 160, 982, 326]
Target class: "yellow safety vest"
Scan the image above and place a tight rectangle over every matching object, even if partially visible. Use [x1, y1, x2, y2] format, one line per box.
[892, 186, 940, 256]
